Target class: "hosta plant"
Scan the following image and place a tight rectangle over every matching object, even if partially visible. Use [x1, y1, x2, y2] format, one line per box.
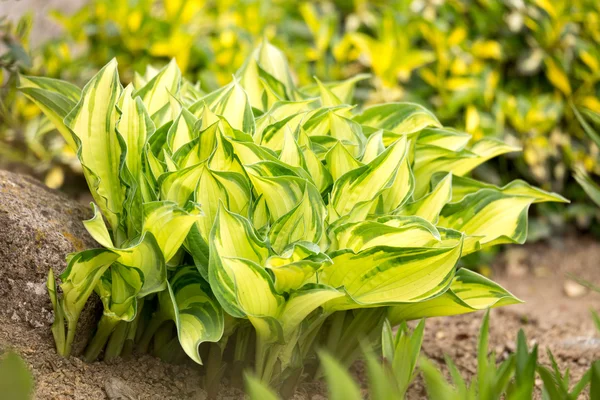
[23, 40, 566, 392]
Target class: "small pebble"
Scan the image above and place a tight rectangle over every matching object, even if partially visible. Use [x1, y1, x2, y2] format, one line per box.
[563, 280, 587, 298]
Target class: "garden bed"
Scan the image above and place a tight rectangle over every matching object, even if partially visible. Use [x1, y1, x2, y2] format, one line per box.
[2, 236, 598, 399]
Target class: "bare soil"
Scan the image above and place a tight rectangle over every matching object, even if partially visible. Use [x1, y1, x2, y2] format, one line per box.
[0, 236, 597, 399]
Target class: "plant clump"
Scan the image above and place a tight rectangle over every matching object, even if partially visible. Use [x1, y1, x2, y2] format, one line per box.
[22, 40, 567, 393]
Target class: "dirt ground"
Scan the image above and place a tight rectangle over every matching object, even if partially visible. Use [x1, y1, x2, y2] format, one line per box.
[0, 236, 597, 399]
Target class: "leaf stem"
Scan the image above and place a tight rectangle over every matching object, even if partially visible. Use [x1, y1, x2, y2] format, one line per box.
[104, 321, 129, 361]
[63, 319, 79, 357]
[136, 312, 168, 354]
[83, 315, 119, 362]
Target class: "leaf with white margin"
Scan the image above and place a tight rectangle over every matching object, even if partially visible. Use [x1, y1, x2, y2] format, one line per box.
[387, 269, 522, 323]
[156, 266, 224, 364]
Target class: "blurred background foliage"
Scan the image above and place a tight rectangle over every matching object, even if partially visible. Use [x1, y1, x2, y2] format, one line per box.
[1, 0, 600, 234]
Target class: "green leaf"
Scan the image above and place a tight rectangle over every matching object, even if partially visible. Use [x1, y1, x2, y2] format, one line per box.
[319, 351, 362, 400]
[116, 233, 166, 297]
[244, 374, 281, 400]
[591, 360, 600, 400]
[117, 84, 155, 234]
[167, 107, 197, 153]
[0, 352, 33, 400]
[572, 104, 600, 149]
[574, 167, 600, 208]
[265, 243, 330, 293]
[365, 351, 400, 400]
[390, 319, 425, 395]
[420, 357, 457, 400]
[47, 269, 65, 355]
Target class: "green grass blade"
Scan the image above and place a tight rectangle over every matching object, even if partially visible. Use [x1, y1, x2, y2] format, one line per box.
[319, 351, 362, 400]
